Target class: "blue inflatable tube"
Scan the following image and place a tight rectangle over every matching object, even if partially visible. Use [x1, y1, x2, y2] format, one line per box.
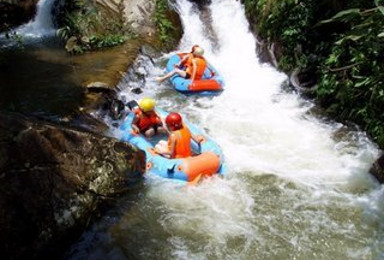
[166, 54, 225, 96]
[120, 107, 226, 182]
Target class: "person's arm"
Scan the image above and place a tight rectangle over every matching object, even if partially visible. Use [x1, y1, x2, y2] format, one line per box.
[177, 55, 189, 68]
[191, 59, 197, 81]
[131, 114, 140, 133]
[192, 134, 204, 143]
[167, 134, 177, 157]
[154, 111, 170, 135]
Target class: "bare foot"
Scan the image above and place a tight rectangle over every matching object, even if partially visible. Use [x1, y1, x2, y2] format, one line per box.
[155, 77, 164, 83]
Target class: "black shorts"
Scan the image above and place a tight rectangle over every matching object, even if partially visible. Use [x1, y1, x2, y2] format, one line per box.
[185, 73, 191, 79]
[141, 124, 163, 134]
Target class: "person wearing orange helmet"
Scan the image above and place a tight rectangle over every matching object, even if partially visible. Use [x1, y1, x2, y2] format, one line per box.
[154, 112, 203, 159]
[156, 45, 207, 83]
[131, 98, 166, 138]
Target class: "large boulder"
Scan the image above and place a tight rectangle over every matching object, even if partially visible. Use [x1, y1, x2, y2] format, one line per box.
[0, 112, 145, 259]
[121, 0, 156, 36]
[370, 153, 384, 184]
[0, 0, 39, 32]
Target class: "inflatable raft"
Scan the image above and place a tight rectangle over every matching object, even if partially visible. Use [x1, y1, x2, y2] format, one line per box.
[120, 104, 226, 183]
[166, 53, 225, 95]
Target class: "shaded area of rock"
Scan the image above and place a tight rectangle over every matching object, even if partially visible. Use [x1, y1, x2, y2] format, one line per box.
[290, 67, 318, 94]
[370, 153, 384, 184]
[0, 0, 38, 32]
[0, 112, 146, 259]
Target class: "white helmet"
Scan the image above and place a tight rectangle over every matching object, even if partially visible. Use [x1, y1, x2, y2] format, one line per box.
[193, 47, 204, 56]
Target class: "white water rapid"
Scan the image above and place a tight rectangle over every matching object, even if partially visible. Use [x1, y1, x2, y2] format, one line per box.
[68, 0, 384, 259]
[6, 0, 55, 39]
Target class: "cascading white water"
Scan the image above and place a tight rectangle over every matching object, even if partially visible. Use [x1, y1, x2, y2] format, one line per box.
[14, 0, 55, 37]
[127, 0, 380, 187]
[68, 0, 384, 259]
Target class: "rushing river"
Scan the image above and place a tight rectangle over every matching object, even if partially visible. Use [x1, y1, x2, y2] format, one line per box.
[66, 0, 384, 259]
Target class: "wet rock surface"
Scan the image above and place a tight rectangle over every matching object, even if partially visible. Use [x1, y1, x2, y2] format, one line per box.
[370, 153, 384, 184]
[0, 112, 145, 259]
[0, 0, 39, 32]
[123, 0, 156, 36]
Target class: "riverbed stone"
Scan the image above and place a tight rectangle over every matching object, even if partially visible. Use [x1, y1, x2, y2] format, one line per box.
[131, 87, 143, 94]
[369, 153, 384, 184]
[0, 112, 146, 259]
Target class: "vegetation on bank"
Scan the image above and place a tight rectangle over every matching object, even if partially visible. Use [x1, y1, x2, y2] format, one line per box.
[57, 0, 181, 53]
[56, 0, 132, 54]
[154, 0, 182, 51]
[243, 0, 384, 148]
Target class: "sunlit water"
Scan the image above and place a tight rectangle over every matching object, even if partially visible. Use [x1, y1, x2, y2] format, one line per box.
[67, 0, 384, 259]
[15, 0, 55, 37]
[0, 0, 56, 48]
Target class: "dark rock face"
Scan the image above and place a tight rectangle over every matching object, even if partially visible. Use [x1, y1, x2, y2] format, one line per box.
[191, 0, 212, 8]
[289, 67, 318, 94]
[0, 0, 39, 32]
[370, 153, 384, 184]
[0, 112, 145, 259]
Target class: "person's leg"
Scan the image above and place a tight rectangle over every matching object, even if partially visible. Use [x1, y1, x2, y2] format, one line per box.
[155, 140, 170, 156]
[156, 126, 167, 135]
[144, 127, 155, 138]
[156, 68, 187, 82]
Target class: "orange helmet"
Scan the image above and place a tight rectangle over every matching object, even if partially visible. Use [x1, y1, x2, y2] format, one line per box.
[165, 113, 183, 130]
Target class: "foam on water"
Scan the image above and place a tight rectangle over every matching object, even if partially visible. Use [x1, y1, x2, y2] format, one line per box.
[0, 0, 55, 45]
[82, 0, 384, 259]
[16, 0, 55, 37]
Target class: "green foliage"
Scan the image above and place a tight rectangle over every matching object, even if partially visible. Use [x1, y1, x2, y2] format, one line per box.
[1, 22, 24, 49]
[154, 0, 177, 48]
[56, 1, 131, 54]
[316, 4, 384, 146]
[4, 32, 24, 49]
[243, 0, 384, 147]
[243, 0, 315, 71]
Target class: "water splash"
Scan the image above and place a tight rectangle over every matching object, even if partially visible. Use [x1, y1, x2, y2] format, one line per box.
[16, 0, 55, 37]
[0, 0, 56, 44]
[68, 0, 383, 259]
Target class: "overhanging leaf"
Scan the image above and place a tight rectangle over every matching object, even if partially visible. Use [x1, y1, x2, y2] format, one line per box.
[319, 8, 361, 24]
[332, 9, 361, 19]
[355, 78, 371, 87]
[335, 35, 363, 45]
[378, 6, 384, 16]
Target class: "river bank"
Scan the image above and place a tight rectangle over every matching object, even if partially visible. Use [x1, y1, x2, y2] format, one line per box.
[241, 0, 384, 150]
[1, 0, 383, 259]
[0, 0, 182, 259]
[67, 1, 384, 259]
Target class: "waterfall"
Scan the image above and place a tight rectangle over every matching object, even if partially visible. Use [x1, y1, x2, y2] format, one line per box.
[67, 0, 384, 259]
[15, 0, 55, 38]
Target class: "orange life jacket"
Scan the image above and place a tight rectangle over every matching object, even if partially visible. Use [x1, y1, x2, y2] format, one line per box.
[168, 125, 192, 159]
[180, 53, 193, 67]
[181, 53, 207, 80]
[135, 109, 161, 132]
[193, 56, 207, 80]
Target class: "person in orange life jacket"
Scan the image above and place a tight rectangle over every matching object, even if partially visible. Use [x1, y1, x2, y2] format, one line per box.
[131, 98, 167, 138]
[156, 45, 207, 83]
[154, 112, 204, 159]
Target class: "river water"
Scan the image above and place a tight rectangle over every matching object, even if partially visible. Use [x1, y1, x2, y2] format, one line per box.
[66, 0, 383, 259]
